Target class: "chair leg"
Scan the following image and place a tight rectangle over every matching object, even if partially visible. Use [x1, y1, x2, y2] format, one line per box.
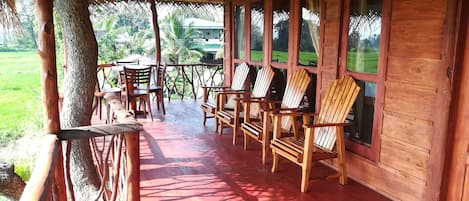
[98, 97, 102, 120]
[243, 133, 249, 150]
[146, 97, 153, 121]
[261, 132, 271, 165]
[202, 111, 207, 125]
[106, 102, 111, 124]
[262, 144, 268, 165]
[338, 152, 348, 185]
[271, 150, 279, 173]
[301, 164, 311, 192]
[232, 120, 239, 145]
[218, 121, 224, 135]
[160, 93, 166, 115]
[215, 115, 219, 133]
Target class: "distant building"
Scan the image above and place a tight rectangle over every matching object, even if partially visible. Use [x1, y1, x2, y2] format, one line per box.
[183, 18, 223, 54]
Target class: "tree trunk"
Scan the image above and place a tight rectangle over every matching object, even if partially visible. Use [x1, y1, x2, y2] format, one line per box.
[55, 0, 100, 200]
[150, 1, 161, 63]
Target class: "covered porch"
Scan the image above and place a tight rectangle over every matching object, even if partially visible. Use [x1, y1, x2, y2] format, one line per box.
[123, 101, 389, 200]
[4, 0, 469, 200]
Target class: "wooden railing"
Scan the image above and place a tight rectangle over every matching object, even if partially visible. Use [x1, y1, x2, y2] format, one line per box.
[164, 63, 224, 100]
[20, 95, 142, 201]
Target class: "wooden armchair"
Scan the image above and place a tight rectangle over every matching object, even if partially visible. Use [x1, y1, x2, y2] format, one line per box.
[216, 65, 275, 145]
[201, 62, 251, 130]
[270, 76, 360, 192]
[241, 69, 312, 164]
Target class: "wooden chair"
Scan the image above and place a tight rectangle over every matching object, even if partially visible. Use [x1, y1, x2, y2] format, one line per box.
[93, 63, 121, 120]
[270, 76, 360, 192]
[216, 65, 275, 145]
[241, 69, 311, 164]
[201, 62, 251, 129]
[123, 66, 153, 121]
[147, 64, 166, 115]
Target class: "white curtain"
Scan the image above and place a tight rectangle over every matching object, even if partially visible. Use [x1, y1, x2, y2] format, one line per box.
[304, 0, 320, 57]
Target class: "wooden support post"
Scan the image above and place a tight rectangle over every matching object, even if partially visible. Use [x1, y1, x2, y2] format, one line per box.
[125, 133, 140, 201]
[150, 0, 161, 64]
[36, 0, 66, 200]
[224, 0, 233, 86]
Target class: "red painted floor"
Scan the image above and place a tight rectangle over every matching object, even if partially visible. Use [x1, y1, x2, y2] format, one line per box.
[111, 100, 389, 201]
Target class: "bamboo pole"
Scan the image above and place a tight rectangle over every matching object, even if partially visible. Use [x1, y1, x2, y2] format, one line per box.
[150, 0, 161, 64]
[36, 0, 67, 200]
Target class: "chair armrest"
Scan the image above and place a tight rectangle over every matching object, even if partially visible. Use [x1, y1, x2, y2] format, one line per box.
[202, 86, 230, 90]
[270, 110, 304, 117]
[267, 107, 303, 113]
[216, 91, 249, 95]
[98, 63, 115, 68]
[303, 122, 352, 129]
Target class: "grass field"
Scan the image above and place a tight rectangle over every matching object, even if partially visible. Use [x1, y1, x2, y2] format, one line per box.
[246, 50, 377, 73]
[0, 51, 43, 144]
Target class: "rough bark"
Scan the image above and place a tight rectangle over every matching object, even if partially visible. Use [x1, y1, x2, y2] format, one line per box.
[55, 0, 100, 200]
[150, 0, 161, 63]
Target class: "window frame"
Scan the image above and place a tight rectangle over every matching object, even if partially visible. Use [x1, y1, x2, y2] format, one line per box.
[338, 0, 390, 161]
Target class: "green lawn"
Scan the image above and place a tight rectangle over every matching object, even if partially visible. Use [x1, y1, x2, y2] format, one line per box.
[0, 51, 43, 144]
[248, 50, 377, 73]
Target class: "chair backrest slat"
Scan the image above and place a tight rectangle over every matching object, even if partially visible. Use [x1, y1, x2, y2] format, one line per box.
[226, 62, 251, 107]
[124, 66, 152, 89]
[230, 62, 250, 90]
[249, 65, 275, 117]
[314, 76, 360, 151]
[280, 69, 311, 130]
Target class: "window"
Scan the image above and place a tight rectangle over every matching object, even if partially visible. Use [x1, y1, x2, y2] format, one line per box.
[298, 0, 320, 67]
[234, 5, 245, 59]
[341, 0, 383, 160]
[250, 0, 264, 62]
[272, 0, 290, 64]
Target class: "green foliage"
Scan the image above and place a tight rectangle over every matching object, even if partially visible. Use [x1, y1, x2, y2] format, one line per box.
[92, 8, 153, 63]
[0, 51, 43, 145]
[14, 159, 32, 181]
[160, 12, 204, 64]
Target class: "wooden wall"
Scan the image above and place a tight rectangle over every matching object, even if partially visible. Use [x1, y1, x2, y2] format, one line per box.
[321, 0, 454, 200]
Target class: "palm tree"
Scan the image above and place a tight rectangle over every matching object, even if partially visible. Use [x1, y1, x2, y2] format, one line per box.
[160, 12, 204, 64]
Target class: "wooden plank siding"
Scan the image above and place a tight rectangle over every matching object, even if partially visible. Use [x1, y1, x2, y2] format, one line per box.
[223, 0, 459, 200]
[321, 0, 454, 200]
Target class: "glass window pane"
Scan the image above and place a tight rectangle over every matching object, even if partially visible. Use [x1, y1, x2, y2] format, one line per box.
[298, 0, 320, 67]
[345, 81, 375, 146]
[272, 0, 290, 64]
[346, 0, 382, 74]
[235, 6, 245, 59]
[250, 0, 264, 62]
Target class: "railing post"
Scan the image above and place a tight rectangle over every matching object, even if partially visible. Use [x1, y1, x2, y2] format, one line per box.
[125, 132, 140, 201]
[36, 0, 67, 200]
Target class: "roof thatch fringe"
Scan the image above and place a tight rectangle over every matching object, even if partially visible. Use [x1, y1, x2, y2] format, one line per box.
[90, 0, 223, 21]
[0, 0, 21, 35]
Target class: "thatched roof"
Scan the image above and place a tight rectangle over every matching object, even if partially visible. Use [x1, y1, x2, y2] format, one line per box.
[0, 0, 223, 32]
[0, 0, 20, 34]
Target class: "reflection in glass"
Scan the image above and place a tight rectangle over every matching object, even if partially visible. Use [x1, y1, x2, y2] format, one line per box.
[298, 0, 320, 66]
[345, 81, 375, 146]
[250, 0, 264, 62]
[235, 6, 245, 59]
[346, 0, 382, 74]
[272, 0, 290, 64]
